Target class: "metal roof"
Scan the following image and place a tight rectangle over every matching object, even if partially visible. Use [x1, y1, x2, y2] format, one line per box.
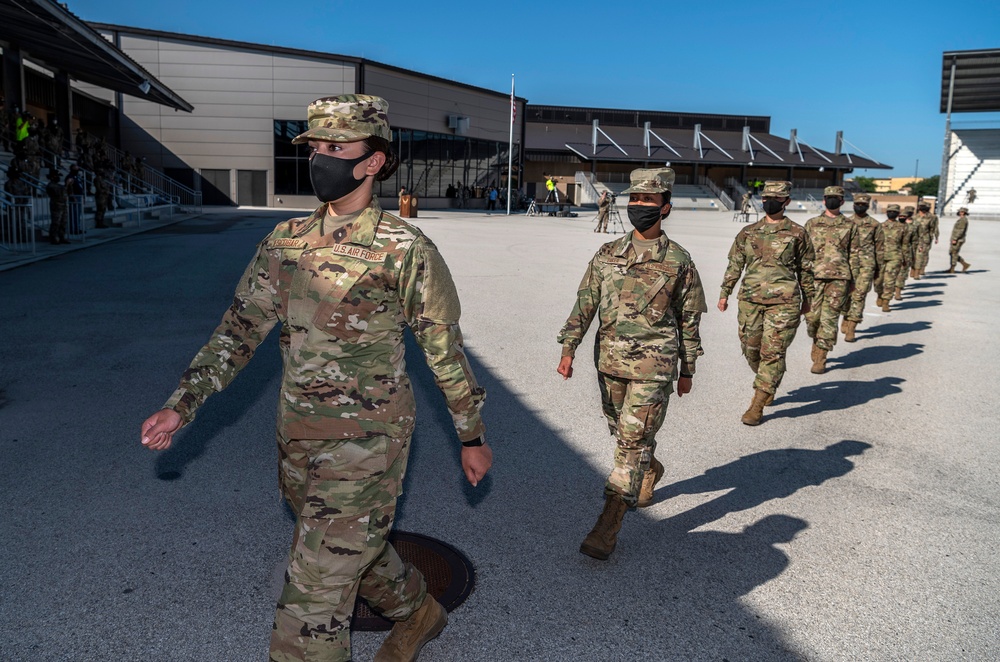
[940, 49, 1000, 114]
[526, 123, 888, 170]
[0, 0, 192, 112]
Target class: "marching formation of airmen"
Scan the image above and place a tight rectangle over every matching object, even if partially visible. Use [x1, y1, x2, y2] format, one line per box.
[559, 171, 975, 563]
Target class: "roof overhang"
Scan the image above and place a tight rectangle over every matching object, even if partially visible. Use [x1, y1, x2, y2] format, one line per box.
[0, 0, 192, 112]
[940, 49, 1000, 114]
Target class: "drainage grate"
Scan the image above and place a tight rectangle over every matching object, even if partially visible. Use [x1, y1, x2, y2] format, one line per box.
[351, 531, 476, 631]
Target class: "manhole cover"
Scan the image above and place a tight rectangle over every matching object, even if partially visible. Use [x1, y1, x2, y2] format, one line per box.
[351, 531, 475, 631]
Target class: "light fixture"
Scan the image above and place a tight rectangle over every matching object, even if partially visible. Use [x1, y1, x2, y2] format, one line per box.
[138, 80, 151, 94]
[664, 161, 671, 167]
[819, 166, 825, 172]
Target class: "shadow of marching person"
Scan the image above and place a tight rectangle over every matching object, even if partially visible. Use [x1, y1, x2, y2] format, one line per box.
[634, 514, 811, 660]
[902, 289, 943, 298]
[827, 343, 923, 370]
[652, 441, 871, 533]
[768, 378, 904, 419]
[891, 298, 942, 311]
[855, 321, 931, 340]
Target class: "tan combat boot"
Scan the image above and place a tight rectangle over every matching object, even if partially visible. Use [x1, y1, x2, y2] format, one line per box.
[961, 259, 971, 272]
[839, 318, 848, 334]
[741, 389, 769, 426]
[763, 391, 775, 407]
[843, 320, 857, 343]
[637, 457, 665, 508]
[947, 266, 955, 273]
[374, 595, 448, 662]
[810, 344, 827, 374]
[580, 495, 628, 560]
[881, 296, 891, 312]
[893, 287, 903, 301]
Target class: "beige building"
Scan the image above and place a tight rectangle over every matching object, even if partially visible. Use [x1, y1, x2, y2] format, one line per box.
[76, 24, 526, 209]
[873, 177, 921, 193]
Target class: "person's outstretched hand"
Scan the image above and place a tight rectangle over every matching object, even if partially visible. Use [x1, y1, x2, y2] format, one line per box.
[141, 409, 183, 451]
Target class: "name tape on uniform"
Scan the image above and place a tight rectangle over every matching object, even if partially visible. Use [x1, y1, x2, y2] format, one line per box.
[269, 238, 307, 249]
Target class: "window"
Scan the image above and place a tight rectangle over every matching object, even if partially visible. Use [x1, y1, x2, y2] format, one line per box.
[275, 121, 519, 199]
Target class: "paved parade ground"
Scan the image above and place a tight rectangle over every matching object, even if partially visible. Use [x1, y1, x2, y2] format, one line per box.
[1, 206, 998, 661]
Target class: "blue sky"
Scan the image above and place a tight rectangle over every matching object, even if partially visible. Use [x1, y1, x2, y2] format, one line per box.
[70, 0, 1000, 178]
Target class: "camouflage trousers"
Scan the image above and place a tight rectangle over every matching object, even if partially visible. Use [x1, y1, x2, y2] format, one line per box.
[598, 373, 672, 507]
[949, 241, 966, 268]
[914, 240, 933, 271]
[897, 251, 912, 288]
[48, 204, 66, 241]
[596, 208, 609, 232]
[805, 279, 850, 351]
[841, 272, 873, 323]
[875, 258, 903, 302]
[737, 301, 801, 395]
[270, 432, 426, 662]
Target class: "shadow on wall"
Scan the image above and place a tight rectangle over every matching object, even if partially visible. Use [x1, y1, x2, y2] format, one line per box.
[120, 114, 236, 206]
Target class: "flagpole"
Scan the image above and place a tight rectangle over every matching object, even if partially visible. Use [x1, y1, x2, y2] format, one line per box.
[506, 74, 515, 215]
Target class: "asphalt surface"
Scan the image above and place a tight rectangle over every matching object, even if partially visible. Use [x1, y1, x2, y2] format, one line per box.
[1, 206, 997, 661]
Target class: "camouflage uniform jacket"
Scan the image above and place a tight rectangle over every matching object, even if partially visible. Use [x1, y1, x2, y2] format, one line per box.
[558, 232, 707, 380]
[165, 196, 486, 443]
[902, 221, 916, 260]
[877, 219, 908, 262]
[848, 213, 879, 285]
[914, 212, 939, 242]
[45, 180, 67, 211]
[951, 216, 968, 245]
[719, 217, 815, 305]
[804, 212, 864, 281]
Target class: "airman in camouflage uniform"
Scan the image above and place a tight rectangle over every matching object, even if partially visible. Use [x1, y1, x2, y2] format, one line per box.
[895, 206, 916, 298]
[803, 185, 863, 374]
[558, 167, 707, 560]
[948, 207, 971, 273]
[839, 193, 879, 342]
[140, 95, 492, 662]
[912, 201, 939, 277]
[874, 204, 907, 312]
[45, 168, 68, 245]
[94, 164, 111, 229]
[719, 181, 814, 425]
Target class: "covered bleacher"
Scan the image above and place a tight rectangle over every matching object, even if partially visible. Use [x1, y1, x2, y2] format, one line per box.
[1, 0, 196, 254]
[938, 49, 1000, 217]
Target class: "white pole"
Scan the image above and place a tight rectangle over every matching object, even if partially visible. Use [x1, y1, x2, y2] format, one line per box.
[506, 74, 514, 215]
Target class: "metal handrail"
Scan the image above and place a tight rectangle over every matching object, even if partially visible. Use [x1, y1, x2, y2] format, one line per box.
[0, 192, 36, 254]
[575, 171, 601, 205]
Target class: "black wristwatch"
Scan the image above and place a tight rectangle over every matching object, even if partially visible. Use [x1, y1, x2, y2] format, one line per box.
[462, 436, 485, 448]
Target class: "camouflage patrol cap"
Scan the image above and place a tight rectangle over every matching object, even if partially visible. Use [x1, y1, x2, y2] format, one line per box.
[824, 185, 845, 198]
[853, 193, 872, 203]
[886, 203, 901, 212]
[958, 207, 969, 214]
[291, 94, 391, 144]
[622, 168, 675, 195]
[761, 181, 792, 198]
[903, 205, 915, 214]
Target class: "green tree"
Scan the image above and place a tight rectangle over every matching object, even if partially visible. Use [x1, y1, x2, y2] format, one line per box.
[902, 175, 939, 197]
[854, 176, 877, 192]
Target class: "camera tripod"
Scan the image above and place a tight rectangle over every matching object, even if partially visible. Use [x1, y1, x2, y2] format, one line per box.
[594, 198, 626, 234]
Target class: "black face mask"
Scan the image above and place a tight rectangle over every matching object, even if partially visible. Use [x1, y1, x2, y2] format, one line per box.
[762, 199, 785, 216]
[854, 204, 869, 215]
[886, 211, 900, 220]
[824, 197, 843, 211]
[627, 204, 663, 232]
[309, 150, 374, 202]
